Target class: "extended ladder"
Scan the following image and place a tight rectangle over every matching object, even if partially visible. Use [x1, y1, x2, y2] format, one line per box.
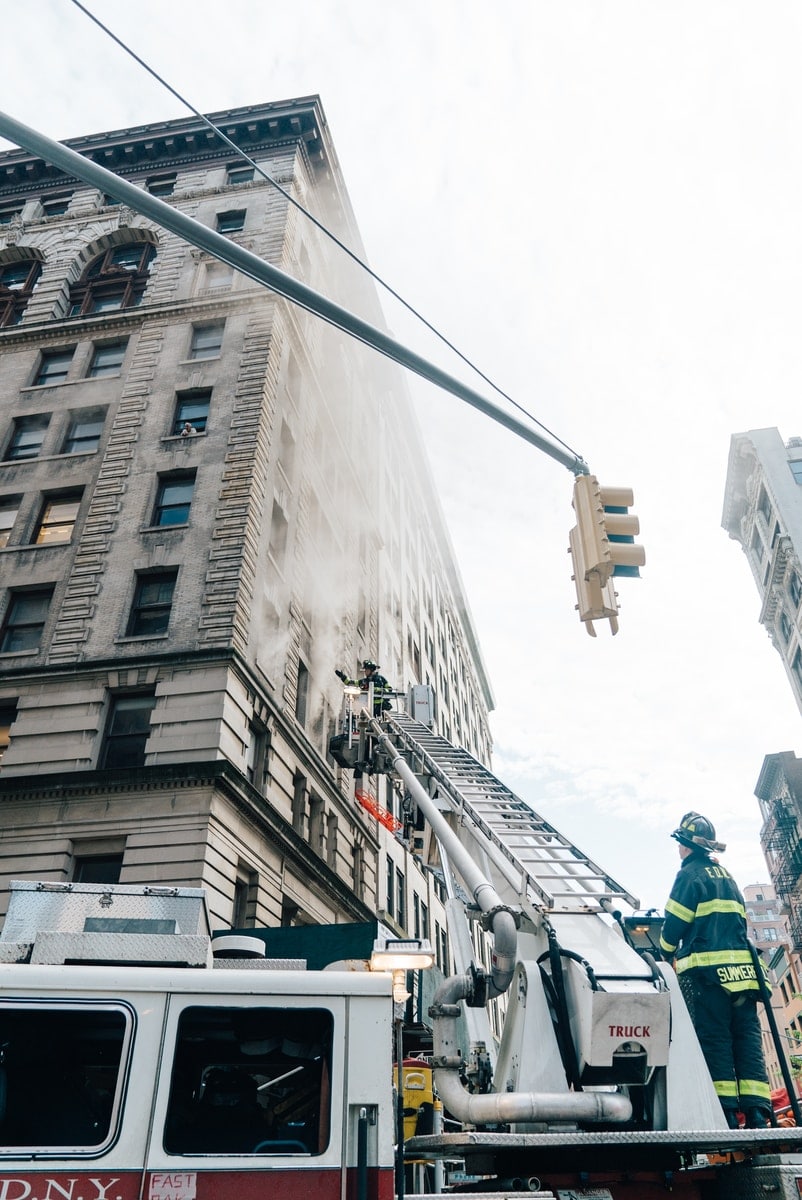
[387, 712, 638, 915]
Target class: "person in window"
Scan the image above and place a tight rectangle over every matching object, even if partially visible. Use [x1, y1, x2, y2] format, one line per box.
[335, 659, 392, 714]
[659, 812, 773, 1129]
[180, 421, 197, 438]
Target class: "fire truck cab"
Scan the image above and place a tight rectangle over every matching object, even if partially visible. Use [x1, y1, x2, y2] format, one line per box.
[0, 880, 395, 1200]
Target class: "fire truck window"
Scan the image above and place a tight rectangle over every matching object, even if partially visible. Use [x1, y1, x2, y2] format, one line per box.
[0, 1005, 128, 1150]
[164, 1006, 333, 1155]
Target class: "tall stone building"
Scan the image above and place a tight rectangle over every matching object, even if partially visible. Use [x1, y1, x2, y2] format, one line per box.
[723, 427, 802, 715]
[0, 97, 494, 942]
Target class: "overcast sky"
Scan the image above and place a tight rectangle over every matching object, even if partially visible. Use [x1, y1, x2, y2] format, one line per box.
[3, 1, 802, 909]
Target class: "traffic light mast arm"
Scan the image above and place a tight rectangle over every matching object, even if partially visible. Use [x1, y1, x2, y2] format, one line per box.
[0, 107, 589, 478]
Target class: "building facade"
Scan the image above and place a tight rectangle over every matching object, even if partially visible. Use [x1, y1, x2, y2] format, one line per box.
[0, 98, 494, 948]
[722, 427, 802, 715]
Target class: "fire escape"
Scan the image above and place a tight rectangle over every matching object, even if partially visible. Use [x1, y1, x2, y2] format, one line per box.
[762, 798, 802, 951]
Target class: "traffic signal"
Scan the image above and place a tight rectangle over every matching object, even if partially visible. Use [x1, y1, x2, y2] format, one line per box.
[569, 475, 645, 636]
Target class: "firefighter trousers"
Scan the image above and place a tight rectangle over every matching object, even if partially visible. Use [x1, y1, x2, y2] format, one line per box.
[679, 972, 771, 1116]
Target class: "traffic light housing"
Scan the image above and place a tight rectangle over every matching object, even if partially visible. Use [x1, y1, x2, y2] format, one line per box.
[569, 475, 645, 636]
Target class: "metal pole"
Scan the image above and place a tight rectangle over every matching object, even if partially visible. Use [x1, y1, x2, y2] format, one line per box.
[395, 1016, 405, 1200]
[0, 108, 588, 478]
[748, 941, 802, 1126]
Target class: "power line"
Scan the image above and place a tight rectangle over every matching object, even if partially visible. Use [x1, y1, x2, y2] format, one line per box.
[68, 0, 584, 465]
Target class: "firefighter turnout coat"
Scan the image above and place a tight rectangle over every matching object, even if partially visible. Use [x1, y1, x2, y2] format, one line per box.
[660, 849, 771, 1117]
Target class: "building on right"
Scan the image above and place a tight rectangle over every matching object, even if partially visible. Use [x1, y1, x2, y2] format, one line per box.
[722, 427, 802, 712]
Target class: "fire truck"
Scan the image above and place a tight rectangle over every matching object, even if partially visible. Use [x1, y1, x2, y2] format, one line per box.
[3, 694, 802, 1199]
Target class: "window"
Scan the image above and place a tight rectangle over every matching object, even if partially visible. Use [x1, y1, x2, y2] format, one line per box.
[232, 866, 258, 928]
[68, 242, 155, 316]
[246, 719, 270, 791]
[40, 193, 70, 217]
[204, 261, 234, 290]
[164, 1005, 333, 1155]
[385, 857, 395, 919]
[0, 702, 17, 763]
[34, 347, 74, 386]
[295, 660, 309, 725]
[100, 692, 156, 768]
[278, 419, 296, 479]
[757, 486, 773, 524]
[216, 209, 246, 235]
[62, 408, 105, 455]
[793, 649, 802, 690]
[0, 497, 20, 547]
[780, 607, 793, 644]
[0, 1004, 130, 1151]
[33, 492, 82, 546]
[126, 569, 178, 636]
[73, 854, 123, 884]
[269, 499, 289, 568]
[226, 164, 254, 185]
[0, 203, 23, 225]
[0, 257, 42, 327]
[87, 341, 127, 378]
[326, 813, 338, 868]
[172, 388, 211, 434]
[309, 794, 323, 854]
[0, 587, 53, 653]
[152, 473, 195, 526]
[291, 774, 307, 835]
[791, 571, 802, 608]
[790, 461, 802, 484]
[396, 867, 406, 928]
[146, 173, 176, 197]
[189, 322, 224, 360]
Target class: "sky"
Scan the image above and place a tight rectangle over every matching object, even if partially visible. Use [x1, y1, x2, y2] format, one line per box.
[2, 1, 802, 910]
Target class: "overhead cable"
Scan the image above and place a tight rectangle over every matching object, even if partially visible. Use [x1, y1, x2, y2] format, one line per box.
[68, 0, 583, 465]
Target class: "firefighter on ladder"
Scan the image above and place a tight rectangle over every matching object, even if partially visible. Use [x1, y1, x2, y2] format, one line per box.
[335, 659, 393, 716]
[659, 811, 773, 1129]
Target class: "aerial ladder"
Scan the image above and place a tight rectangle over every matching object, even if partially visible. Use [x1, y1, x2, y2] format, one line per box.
[352, 700, 802, 1196]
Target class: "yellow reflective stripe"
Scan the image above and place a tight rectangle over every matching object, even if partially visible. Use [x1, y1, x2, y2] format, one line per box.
[659, 936, 677, 954]
[696, 898, 746, 919]
[714, 1080, 739, 1098]
[675, 949, 754, 971]
[665, 897, 694, 923]
[739, 1079, 771, 1101]
[721, 978, 761, 993]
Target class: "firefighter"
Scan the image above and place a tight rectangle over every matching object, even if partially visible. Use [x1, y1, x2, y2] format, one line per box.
[659, 811, 773, 1129]
[335, 659, 392, 714]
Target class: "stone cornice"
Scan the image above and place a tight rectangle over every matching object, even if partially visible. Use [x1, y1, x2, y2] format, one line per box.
[0, 98, 328, 197]
[0, 758, 374, 923]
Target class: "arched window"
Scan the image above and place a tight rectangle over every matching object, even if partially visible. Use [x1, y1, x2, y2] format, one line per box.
[0, 255, 43, 327]
[68, 241, 155, 316]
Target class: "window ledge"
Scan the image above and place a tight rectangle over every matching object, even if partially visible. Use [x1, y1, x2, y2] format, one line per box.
[178, 356, 221, 366]
[161, 433, 207, 444]
[115, 634, 170, 645]
[0, 541, 71, 554]
[0, 648, 39, 660]
[140, 523, 189, 533]
[19, 375, 118, 394]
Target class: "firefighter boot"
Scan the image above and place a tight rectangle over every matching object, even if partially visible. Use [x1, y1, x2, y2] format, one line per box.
[744, 1107, 772, 1129]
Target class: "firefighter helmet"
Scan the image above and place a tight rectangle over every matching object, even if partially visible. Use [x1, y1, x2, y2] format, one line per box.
[671, 811, 726, 854]
[362, 659, 379, 670]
